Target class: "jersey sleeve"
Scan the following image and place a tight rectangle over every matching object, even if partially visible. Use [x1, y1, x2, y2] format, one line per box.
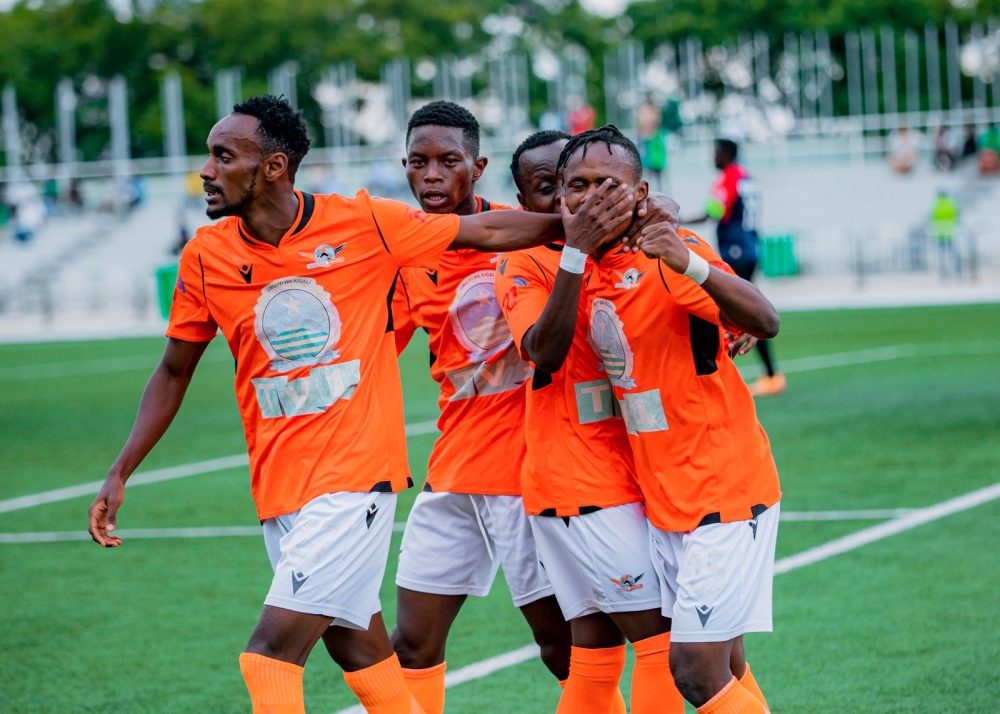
[165, 238, 218, 343]
[657, 230, 734, 327]
[494, 252, 554, 362]
[364, 191, 461, 270]
[390, 270, 416, 356]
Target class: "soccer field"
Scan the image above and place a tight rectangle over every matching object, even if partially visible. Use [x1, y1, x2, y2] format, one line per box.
[1, 304, 998, 713]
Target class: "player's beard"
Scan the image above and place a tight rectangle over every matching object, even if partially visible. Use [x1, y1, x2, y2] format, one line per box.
[205, 169, 258, 220]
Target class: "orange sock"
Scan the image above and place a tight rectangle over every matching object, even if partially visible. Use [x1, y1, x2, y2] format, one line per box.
[630, 632, 684, 714]
[559, 679, 627, 714]
[343, 653, 425, 714]
[696, 677, 766, 714]
[401, 662, 446, 714]
[738, 663, 769, 710]
[556, 646, 626, 714]
[238, 652, 305, 714]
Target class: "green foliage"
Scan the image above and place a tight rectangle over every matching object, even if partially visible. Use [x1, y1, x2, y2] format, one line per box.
[1, 0, 999, 161]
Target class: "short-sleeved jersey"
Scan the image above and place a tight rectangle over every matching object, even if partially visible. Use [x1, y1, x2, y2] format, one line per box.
[583, 229, 781, 532]
[167, 189, 460, 521]
[495, 244, 641, 516]
[391, 197, 531, 495]
[707, 164, 761, 265]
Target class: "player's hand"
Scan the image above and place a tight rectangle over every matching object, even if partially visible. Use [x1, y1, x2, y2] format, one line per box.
[560, 180, 635, 255]
[88, 475, 125, 547]
[635, 223, 691, 274]
[727, 331, 757, 357]
[621, 193, 680, 252]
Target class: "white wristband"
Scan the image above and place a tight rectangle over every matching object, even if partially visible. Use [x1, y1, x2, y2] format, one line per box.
[683, 249, 711, 285]
[560, 246, 588, 274]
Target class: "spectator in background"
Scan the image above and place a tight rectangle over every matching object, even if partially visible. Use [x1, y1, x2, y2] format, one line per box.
[930, 189, 961, 279]
[962, 126, 978, 161]
[67, 180, 83, 212]
[933, 126, 959, 171]
[637, 99, 669, 191]
[9, 181, 45, 243]
[683, 136, 786, 397]
[566, 97, 596, 135]
[976, 125, 1000, 175]
[888, 126, 919, 174]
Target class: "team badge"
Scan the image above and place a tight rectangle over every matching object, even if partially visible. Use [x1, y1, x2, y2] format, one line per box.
[588, 298, 635, 388]
[613, 268, 645, 290]
[512, 276, 528, 287]
[449, 270, 513, 362]
[302, 243, 346, 269]
[254, 277, 342, 373]
[611, 573, 644, 592]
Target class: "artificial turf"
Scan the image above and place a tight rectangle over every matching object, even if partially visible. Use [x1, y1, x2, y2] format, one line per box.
[1, 304, 998, 712]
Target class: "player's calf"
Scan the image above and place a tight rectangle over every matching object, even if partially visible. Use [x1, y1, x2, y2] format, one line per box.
[669, 639, 739, 707]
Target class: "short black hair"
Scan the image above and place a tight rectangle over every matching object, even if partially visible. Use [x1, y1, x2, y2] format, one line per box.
[510, 130, 570, 192]
[406, 100, 480, 157]
[232, 95, 311, 181]
[556, 125, 643, 183]
[716, 138, 738, 160]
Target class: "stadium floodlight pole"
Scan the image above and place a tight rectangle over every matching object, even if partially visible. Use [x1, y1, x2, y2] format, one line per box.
[2, 83, 23, 181]
[817, 30, 834, 120]
[160, 71, 186, 174]
[783, 33, 801, 118]
[215, 68, 242, 122]
[798, 31, 814, 122]
[108, 76, 131, 184]
[55, 78, 77, 181]
[905, 30, 921, 117]
[925, 24, 943, 116]
[860, 28, 880, 131]
[754, 32, 770, 102]
[972, 23, 987, 131]
[990, 18, 1000, 117]
[880, 26, 898, 129]
[945, 21, 961, 118]
[267, 62, 298, 109]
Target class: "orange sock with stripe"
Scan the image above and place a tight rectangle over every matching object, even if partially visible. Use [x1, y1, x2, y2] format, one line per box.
[630, 632, 684, 714]
[401, 662, 446, 714]
[559, 678, 627, 714]
[738, 663, 769, 710]
[696, 677, 767, 714]
[556, 646, 626, 714]
[238, 652, 305, 714]
[343, 653, 425, 714]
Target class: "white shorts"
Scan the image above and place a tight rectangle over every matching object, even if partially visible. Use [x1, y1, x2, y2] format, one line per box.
[262, 491, 397, 631]
[649, 502, 780, 643]
[397, 491, 554, 607]
[530, 502, 662, 621]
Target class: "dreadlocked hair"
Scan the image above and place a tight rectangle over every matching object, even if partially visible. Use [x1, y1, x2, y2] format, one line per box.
[406, 100, 481, 157]
[232, 95, 311, 181]
[510, 130, 571, 192]
[556, 125, 643, 183]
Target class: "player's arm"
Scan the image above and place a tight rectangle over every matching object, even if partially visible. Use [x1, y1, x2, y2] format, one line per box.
[521, 183, 633, 372]
[637, 223, 779, 339]
[88, 337, 211, 547]
[450, 183, 634, 253]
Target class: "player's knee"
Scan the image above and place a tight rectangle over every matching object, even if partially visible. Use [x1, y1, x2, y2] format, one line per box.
[669, 646, 726, 707]
[390, 624, 445, 669]
[537, 639, 571, 681]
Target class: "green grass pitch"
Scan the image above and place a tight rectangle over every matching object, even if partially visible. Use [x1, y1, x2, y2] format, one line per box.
[1, 303, 998, 712]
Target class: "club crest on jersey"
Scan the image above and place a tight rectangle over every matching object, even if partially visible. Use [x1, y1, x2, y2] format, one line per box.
[449, 269, 513, 362]
[254, 277, 342, 373]
[613, 267, 645, 290]
[588, 299, 635, 389]
[301, 243, 346, 269]
[610, 573, 644, 592]
[512, 276, 528, 287]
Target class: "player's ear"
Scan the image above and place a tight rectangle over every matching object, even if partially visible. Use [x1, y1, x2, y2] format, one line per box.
[401, 157, 407, 168]
[635, 180, 649, 202]
[263, 152, 289, 182]
[472, 156, 488, 182]
[516, 191, 526, 209]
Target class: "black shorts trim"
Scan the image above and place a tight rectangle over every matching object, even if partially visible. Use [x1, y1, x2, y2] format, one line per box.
[371, 477, 413, 493]
[695, 503, 768, 528]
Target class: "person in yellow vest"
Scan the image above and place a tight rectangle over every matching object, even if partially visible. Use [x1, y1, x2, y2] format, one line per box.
[929, 190, 961, 279]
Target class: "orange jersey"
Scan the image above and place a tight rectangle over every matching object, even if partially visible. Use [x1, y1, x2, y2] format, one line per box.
[495, 245, 641, 516]
[392, 197, 531, 495]
[583, 230, 781, 532]
[167, 189, 460, 521]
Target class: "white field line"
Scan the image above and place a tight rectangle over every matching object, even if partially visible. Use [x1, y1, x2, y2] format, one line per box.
[738, 340, 999, 379]
[0, 509, 917, 544]
[0, 350, 233, 382]
[0, 419, 439, 515]
[331, 480, 1000, 714]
